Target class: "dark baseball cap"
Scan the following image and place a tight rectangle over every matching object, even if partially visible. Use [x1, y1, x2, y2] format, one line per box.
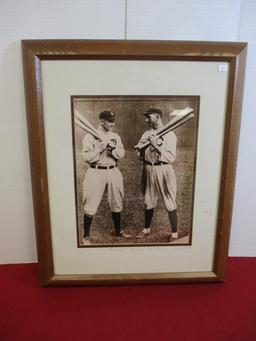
[143, 107, 163, 117]
[99, 110, 116, 122]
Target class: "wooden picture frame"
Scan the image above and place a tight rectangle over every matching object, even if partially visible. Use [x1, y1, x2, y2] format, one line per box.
[22, 40, 247, 286]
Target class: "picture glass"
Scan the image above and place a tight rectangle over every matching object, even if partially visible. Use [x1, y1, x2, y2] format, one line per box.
[41, 60, 228, 275]
[72, 96, 199, 247]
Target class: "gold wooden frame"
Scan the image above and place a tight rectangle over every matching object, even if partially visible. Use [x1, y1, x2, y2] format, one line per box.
[22, 40, 247, 286]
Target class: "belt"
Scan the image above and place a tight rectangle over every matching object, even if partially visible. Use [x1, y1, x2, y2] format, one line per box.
[144, 161, 168, 166]
[90, 164, 116, 170]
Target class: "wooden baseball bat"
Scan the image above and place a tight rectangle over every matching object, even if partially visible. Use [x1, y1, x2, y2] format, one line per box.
[134, 107, 194, 149]
[74, 118, 102, 140]
[153, 109, 194, 139]
[154, 107, 194, 137]
[74, 110, 103, 139]
[136, 113, 194, 150]
[157, 113, 194, 137]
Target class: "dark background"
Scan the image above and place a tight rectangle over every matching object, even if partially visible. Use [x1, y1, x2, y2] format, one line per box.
[74, 96, 197, 148]
[73, 96, 199, 245]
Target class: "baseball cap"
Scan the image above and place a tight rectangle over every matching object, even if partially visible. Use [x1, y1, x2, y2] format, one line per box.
[143, 107, 163, 117]
[99, 110, 116, 122]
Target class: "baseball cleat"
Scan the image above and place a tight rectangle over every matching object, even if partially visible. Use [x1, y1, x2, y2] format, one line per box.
[136, 228, 151, 238]
[171, 232, 178, 239]
[82, 237, 91, 245]
[120, 230, 132, 238]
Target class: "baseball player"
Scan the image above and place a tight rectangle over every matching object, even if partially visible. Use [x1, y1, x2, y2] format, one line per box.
[136, 107, 178, 240]
[81, 110, 129, 245]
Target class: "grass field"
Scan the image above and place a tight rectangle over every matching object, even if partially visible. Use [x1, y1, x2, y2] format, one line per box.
[75, 147, 194, 246]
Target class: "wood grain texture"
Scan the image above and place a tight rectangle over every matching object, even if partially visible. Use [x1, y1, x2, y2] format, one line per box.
[48, 271, 219, 287]
[22, 42, 54, 285]
[213, 46, 248, 280]
[21, 40, 247, 285]
[22, 39, 246, 60]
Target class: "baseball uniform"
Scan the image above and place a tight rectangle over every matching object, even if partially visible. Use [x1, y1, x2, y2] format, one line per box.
[82, 125, 125, 216]
[137, 129, 177, 211]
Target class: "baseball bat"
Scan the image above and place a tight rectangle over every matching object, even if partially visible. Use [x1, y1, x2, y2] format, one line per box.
[74, 110, 103, 139]
[158, 113, 194, 137]
[136, 113, 194, 150]
[154, 107, 194, 137]
[134, 107, 194, 149]
[74, 118, 102, 140]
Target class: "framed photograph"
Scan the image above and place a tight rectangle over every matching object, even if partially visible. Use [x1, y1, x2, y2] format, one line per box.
[72, 95, 198, 247]
[22, 40, 247, 285]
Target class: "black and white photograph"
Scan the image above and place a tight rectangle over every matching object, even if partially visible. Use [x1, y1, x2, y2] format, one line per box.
[72, 96, 199, 247]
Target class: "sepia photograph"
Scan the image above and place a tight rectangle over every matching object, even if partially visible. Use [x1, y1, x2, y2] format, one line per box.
[71, 96, 199, 247]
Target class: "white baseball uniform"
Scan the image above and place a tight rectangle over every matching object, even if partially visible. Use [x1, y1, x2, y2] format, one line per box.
[82, 126, 125, 216]
[137, 129, 177, 211]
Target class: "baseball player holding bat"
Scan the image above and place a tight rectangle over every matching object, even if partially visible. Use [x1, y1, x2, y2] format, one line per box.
[81, 110, 130, 245]
[136, 107, 178, 240]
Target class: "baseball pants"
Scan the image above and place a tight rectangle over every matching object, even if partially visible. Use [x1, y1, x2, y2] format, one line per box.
[83, 167, 124, 216]
[142, 164, 177, 211]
